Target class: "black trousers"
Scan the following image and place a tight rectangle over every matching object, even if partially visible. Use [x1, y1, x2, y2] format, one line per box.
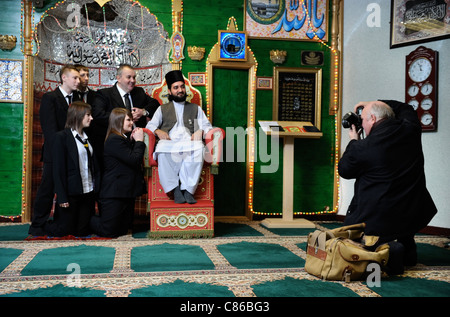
[29, 162, 54, 236]
[375, 234, 417, 275]
[45, 191, 96, 237]
[90, 197, 135, 238]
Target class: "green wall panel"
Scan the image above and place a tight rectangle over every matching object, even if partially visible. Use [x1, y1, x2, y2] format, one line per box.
[0, 103, 24, 217]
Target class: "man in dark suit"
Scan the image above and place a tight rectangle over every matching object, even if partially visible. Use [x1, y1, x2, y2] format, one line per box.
[74, 64, 96, 105]
[74, 64, 97, 148]
[91, 64, 159, 159]
[29, 65, 80, 236]
[339, 100, 437, 273]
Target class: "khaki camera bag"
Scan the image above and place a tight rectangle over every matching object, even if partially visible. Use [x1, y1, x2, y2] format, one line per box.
[305, 223, 390, 282]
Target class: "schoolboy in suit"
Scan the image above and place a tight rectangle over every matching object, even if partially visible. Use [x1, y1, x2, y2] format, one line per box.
[29, 65, 80, 236]
[74, 64, 96, 105]
[74, 64, 97, 152]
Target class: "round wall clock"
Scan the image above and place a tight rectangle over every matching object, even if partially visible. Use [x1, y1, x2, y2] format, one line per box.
[218, 30, 247, 61]
[405, 46, 438, 132]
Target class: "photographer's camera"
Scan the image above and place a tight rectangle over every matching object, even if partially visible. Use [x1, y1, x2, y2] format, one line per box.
[342, 106, 363, 131]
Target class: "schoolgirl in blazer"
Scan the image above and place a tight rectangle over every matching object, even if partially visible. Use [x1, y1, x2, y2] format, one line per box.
[46, 101, 100, 237]
[91, 108, 146, 238]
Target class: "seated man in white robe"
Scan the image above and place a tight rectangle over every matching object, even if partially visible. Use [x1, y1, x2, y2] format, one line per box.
[146, 70, 212, 204]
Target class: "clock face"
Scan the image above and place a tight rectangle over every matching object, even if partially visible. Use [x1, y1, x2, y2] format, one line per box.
[408, 99, 419, 110]
[420, 113, 433, 126]
[219, 31, 247, 60]
[420, 82, 433, 95]
[420, 98, 433, 111]
[408, 57, 432, 82]
[407, 84, 419, 97]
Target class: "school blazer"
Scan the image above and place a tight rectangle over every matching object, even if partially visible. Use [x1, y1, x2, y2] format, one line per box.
[99, 133, 146, 199]
[39, 88, 74, 163]
[52, 128, 101, 204]
[92, 83, 159, 129]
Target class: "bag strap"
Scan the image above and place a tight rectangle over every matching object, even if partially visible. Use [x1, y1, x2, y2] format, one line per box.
[330, 223, 366, 240]
[308, 230, 335, 251]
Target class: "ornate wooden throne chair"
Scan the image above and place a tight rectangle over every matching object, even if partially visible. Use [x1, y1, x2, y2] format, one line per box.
[143, 76, 224, 238]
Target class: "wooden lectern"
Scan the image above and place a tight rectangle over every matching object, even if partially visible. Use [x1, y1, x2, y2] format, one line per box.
[259, 121, 322, 228]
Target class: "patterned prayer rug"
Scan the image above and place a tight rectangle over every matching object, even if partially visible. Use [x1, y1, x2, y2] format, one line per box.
[0, 221, 449, 301]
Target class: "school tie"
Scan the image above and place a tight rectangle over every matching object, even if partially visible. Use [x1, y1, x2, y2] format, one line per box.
[66, 94, 72, 105]
[79, 91, 87, 102]
[124, 93, 131, 111]
[75, 135, 93, 175]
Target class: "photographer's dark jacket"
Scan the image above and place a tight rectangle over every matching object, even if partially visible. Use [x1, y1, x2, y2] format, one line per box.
[338, 100, 437, 242]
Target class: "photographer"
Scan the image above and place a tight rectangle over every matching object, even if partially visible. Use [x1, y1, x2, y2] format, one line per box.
[338, 100, 437, 274]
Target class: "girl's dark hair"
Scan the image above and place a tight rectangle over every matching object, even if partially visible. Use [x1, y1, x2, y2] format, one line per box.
[65, 101, 91, 131]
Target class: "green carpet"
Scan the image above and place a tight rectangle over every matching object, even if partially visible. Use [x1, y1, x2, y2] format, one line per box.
[20, 245, 115, 276]
[0, 221, 449, 302]
[131, 244, 215, 272]
[129, 279, 233, 297]
[217, 241, 305, 269]
[0, 248, 23, 272]
[365, 276, 450, 297]
[1, 284, 106, 297]
[253, 277, 360, 297]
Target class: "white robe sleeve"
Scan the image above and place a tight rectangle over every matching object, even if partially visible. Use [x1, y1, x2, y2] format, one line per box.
[145, 106, 162, 133]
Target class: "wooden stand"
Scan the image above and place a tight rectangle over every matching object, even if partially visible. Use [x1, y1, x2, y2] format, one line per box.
[259, 121, 322, 228]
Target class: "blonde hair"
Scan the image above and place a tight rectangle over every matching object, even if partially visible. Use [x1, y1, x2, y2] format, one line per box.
[59, 64, 79, 84]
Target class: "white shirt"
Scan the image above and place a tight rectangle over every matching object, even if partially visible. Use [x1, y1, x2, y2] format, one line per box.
[116, 85, 133, 109]
[146, 101, 213, 153]
[72, 129, 94, 193]
[59, 86, 73, 105]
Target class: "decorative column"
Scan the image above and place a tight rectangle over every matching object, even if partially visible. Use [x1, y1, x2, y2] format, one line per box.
[170, 0, 184, 70]
[329, 0, 342, 115]
[21, 0, 34, 222]
[330, 0, 343, 211]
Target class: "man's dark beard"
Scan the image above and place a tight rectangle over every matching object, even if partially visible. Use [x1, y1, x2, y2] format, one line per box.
[168, 93, 187, 102]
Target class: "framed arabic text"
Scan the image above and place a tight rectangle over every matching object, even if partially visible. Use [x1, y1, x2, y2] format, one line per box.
[273, 67, 322, 130]
[390, 0, 450, 48]
[244, 0, 328, 41]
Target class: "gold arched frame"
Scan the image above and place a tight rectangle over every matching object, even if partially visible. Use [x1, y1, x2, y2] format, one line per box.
[206, 18, 257, 221]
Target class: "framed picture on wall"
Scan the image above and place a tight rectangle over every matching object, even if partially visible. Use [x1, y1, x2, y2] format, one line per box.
[256, 76, 273, 90]
[273, 67, 322, 130]
[0, 59, 23, 103]
[188, 72, 206, 86]
[390, 0, 450, 48]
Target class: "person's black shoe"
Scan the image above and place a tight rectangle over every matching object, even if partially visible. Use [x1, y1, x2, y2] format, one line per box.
[384, 241, 405, 275]
[398, 237, 417, 266]
[173, 186, 186, 204]
[28, 226, 45, 236]
[183, 190, 197, 204]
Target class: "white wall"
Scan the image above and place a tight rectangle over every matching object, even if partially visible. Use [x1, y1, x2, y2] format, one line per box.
[339, 0, 450, 229]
